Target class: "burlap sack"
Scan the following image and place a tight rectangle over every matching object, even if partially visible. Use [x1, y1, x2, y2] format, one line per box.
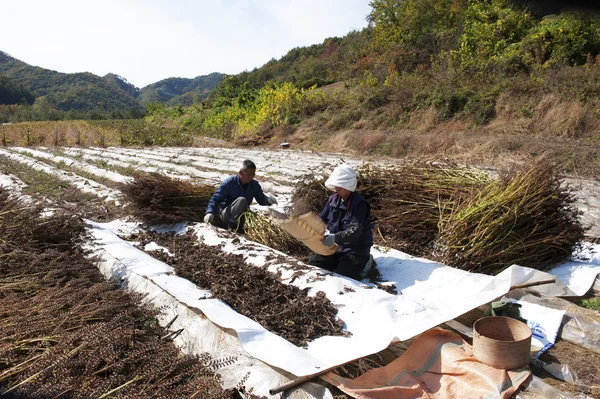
[269, 210, 338, 256]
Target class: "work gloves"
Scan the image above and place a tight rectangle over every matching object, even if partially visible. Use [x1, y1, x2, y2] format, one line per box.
[204, 213, 214, 224]
[322, 233, 335, 246]
[266, 195, 278, 205]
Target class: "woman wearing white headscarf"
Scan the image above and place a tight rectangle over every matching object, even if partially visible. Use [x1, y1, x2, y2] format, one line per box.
[308, 163, 374, 279]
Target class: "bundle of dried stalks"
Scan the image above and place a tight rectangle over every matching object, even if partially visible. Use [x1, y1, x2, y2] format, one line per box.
[435, 162, 585, 274]
[290, 174, 329, 217]
[290, 163, 489, 255]
[243, 211, 311, 259]
[357, 162, 490, 254]
[358, 162, 489, 255]
[120, 172, 214, 225]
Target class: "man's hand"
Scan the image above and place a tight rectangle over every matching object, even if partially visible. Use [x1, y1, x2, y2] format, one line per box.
[266, 195, 278, 205]
[204, 213, 215, 224]
[322, 233, 335, 246]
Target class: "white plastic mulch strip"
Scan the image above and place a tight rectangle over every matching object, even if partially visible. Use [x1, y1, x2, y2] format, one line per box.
[87, 219, 569, 378]
[62, 147, 293, 196]
[10, 147, 134, 184]
[87, 220, 331, 399]
[526, 242, 600, 297]
[547, 243, 600, 296]
[0, 172, 27, 194]
[0, 148, 123, 203]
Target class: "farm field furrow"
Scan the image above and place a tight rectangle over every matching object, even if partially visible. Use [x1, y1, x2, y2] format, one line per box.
[1, 146, 599, 399]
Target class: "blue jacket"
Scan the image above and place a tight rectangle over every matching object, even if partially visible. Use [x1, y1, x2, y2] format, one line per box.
[320, 192, 373, 254]
[206, 175, 269, 214]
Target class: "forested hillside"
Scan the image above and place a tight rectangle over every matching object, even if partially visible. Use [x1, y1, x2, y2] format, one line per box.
[152, 0, 599, 164]
[0, 75, 34, 105]
[0, 51, 223, 121]
[138, 73, 225, 106]
[0, 52, 140, 112]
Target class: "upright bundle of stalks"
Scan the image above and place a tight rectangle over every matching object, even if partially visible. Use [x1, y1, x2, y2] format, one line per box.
[120, 172, 214, 225]
[290, 174, 329, 217]
[243, 211, 311, 259]
[357, 162, 490, 254]
[435, 162, 585, 274]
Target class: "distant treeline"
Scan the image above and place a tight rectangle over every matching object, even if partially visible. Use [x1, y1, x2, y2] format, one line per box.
[0, 103, 146, 124]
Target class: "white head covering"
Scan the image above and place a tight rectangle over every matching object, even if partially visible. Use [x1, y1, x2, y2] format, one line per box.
[325, 163, 357, 192]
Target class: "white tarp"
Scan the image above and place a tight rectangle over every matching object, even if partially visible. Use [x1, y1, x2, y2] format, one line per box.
[86, 219, 600, 378]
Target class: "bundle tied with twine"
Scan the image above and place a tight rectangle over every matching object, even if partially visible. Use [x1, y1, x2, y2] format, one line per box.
[120, 172, 214, 225]
[434, 162, 585, 274]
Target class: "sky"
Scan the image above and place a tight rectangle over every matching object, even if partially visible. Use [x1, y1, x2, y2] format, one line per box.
[1, 0, 372, 89]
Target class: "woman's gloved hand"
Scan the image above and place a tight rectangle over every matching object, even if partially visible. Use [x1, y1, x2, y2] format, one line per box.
[322, 233, 335, 246]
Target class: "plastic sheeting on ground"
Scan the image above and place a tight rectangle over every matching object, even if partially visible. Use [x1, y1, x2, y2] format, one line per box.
[85, 219, 600, 379]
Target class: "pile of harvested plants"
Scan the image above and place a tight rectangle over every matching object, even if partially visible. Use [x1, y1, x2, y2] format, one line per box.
[242, 211, 311, 259]
[291, 162, 489, 255]
[120, 171, 214, 225]
[291, 161, 584, 274]
[0, 188, 256, 398]
[357, 162, 490, 254]
[290, 174, 329, 217]
[435, 162, 584, 274]
[134, 230, 346, 347]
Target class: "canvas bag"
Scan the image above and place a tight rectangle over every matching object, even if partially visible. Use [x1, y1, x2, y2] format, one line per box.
[269, 210, 338, 256]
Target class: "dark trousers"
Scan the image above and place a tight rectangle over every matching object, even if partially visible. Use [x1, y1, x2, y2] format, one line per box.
[219, 197, 249, 230]
[308, 250, 371, 280]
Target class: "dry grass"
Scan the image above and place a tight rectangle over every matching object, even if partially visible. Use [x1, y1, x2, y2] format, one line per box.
[528, 94, 599, 139]
[0, 121, 118, 147]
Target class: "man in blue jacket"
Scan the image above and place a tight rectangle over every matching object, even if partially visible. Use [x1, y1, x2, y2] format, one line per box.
[204, 160, 277, 230]
[308, 163, 374, 280]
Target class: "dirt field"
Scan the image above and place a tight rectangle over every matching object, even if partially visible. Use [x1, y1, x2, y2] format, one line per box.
[1, 144, 599, 398]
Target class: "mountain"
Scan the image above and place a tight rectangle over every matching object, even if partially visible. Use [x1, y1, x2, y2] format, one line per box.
[102, 73, 140, 99]
[0, 75, 34, 105]
[138, 73, 225, 106]
[0, 51, 141, 111]
[0, 51, 224, 112]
